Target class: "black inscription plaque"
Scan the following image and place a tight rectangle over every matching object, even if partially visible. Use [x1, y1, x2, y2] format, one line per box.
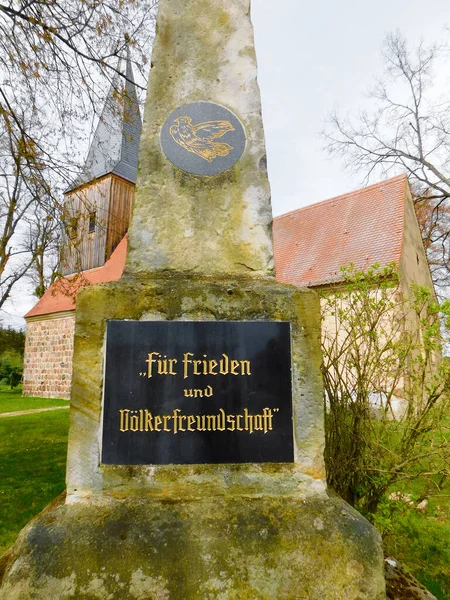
[160, 101, 246, 176]
[102, 321, 293, 465]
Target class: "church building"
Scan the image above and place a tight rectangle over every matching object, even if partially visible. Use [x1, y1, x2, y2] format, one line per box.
[21, 65, 434, 399]
[23, 58, 141, 399]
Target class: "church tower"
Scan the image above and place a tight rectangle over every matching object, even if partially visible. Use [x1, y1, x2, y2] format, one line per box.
[61, 58, 142, 275]
[22, 59, 141, 400]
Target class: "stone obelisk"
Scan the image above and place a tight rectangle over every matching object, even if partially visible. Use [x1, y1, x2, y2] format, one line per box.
[0, 1, 386, 598]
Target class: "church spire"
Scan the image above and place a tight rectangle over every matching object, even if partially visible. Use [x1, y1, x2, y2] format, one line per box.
[67, 56, 142, 192]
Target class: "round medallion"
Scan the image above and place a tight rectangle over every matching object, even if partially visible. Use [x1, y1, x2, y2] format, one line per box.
[160, 101, 246, 176]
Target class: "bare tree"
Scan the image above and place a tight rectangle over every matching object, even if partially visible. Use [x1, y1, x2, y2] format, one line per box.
[323, 32, 450, 289]
[25, 204, 60, 299]
[0, 105, 56, 308]
[1, 0, 156, 178]
[0, 0, 157, 310]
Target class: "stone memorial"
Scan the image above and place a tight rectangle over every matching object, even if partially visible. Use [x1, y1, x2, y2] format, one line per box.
[0, 0, 386, 598]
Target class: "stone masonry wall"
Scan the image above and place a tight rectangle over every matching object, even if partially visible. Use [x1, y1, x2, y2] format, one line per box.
[23, 315, 75, 399]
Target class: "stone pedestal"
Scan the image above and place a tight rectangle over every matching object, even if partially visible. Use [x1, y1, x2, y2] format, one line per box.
[1, 495, 384, 600]
[0, 277, 386, 598]
[65, 277, 326, 497]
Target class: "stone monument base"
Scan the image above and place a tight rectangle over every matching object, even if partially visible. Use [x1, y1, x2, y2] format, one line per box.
[1, 492, 385, 599]
[0, 276, 386, 598]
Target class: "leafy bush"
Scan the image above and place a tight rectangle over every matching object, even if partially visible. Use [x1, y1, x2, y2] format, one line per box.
[0, 327, 25, 356]
[320, 263, 450, 517]
[0, 351, 23, 389]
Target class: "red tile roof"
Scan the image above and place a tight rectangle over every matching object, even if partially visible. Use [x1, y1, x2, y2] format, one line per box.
[25, 235, 128, 319]
[273, 174, 407, 287]
[25, 174, 408, 319]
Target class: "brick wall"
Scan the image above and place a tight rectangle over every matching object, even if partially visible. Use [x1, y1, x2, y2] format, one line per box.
[22, 314, 75, 399]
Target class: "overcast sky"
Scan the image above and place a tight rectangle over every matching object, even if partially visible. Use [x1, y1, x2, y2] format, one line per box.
[252, 0, 449, 216]
[5, 0, 450, 328]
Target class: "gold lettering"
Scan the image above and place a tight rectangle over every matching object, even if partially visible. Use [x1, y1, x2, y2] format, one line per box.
[145, 410, 153, 431]
[196, 415, 207, 431]
[130, 413, 139, 432]
[172, 408, 181, 434]
[230, 359, 240, 375]
[244, 408, 253, 434]
[263, 407, 274, 433]
[193, 360, 202, 375]
[226, 414, 236, 431]
[157, 356, 168, 375]
[180, 353, 251, 377]
[119, 409, 129, 432]
[119, 407, 278, 435]
[254, 414, 263, 431]
[240, 360, 251, 375]
[146, 352, 159, 378]
[183, 353, 193, 379]
[217, 408, 226, 431]
[169, 358, 177, 375]
[185, 386, 214, 398]
[219, 353, 229, 375]
[206, 415, 216, 431]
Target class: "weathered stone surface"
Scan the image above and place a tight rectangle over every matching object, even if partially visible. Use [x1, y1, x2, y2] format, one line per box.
[65, 275, 326, 501]
[1, 493, 385, 599]
[126, 0, 274, 278]
[385, 558, 437, 600]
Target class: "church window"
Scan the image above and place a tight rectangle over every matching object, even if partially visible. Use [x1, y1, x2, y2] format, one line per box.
[89, 211, 96, 234]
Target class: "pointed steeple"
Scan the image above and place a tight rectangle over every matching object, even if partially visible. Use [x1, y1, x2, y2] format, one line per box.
[67, 56, 142, 192]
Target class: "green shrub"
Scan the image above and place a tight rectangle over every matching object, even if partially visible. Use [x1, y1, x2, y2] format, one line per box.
[321, 264, 450, 517]
[0, 351, 23, 389]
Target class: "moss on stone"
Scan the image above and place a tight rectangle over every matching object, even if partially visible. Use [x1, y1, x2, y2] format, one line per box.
[126, 0, 273, 279]
[1, 494, 386, 599]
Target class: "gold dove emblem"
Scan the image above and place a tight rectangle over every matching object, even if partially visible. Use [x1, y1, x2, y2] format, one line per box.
[169, 116, 234, 162]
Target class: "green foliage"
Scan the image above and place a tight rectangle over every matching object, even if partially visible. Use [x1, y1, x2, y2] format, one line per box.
[0, 351, 23, 389]
[0, 326, 25, 356]
[0, 325, 26, 389]
[321, 263, 450, 516]
[376, 493, 450, 600]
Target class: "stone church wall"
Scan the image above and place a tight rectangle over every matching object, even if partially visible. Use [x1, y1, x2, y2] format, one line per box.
[22, 314, 75, 400]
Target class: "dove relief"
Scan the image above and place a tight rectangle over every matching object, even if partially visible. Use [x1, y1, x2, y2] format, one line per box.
[169, 116, 235, 162]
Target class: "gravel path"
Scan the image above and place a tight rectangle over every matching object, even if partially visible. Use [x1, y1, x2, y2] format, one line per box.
[0, 405, 70, 418]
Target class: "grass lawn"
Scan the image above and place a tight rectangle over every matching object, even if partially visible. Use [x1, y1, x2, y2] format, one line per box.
[0, 388, 69, 414]
[383, 421, 450, 600]
[383, 501, 450, 600]
[0, 407, 69, 554]
[375, 473, 450, 600]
